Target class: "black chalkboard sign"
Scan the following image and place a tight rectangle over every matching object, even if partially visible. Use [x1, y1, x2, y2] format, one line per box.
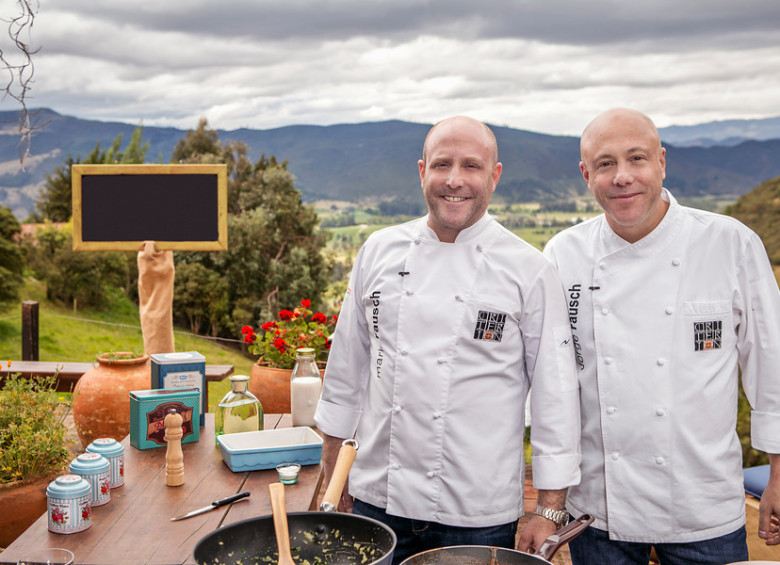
[72, 164, 227, 251]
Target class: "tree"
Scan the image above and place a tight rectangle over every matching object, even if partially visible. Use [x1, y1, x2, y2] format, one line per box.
[32, 126, 149, 222]
[171, 119, 330, 337]
[0, 205, 24, 308]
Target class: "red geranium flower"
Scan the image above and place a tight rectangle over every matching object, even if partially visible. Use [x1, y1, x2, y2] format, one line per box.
[312, 312, 327, 324]
[241, 299, 337, 370]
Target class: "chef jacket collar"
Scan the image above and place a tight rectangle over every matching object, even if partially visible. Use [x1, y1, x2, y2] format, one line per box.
[418, 212, 493, 244]
[600, 188, 682, 258]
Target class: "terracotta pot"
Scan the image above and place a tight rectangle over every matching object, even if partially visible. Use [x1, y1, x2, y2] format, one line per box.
[249, 362, 325, 415]
[0, 468, 64, 547]
[72, 352, 151, 448]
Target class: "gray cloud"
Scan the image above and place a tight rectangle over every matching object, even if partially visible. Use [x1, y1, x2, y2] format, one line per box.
[2, 0, 779, 135]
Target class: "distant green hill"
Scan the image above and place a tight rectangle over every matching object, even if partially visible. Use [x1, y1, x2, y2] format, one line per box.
[727, 175, 780, 265]
[4, 108, 780, 220]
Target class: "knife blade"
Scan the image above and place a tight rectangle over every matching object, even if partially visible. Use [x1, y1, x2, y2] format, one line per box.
[170, 491, 250, 521]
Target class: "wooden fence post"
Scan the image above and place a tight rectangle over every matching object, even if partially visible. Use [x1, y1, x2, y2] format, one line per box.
[22, 300, 39, 361]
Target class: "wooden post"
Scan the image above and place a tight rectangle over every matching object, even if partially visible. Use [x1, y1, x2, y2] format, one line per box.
[21, 301, 39, 361]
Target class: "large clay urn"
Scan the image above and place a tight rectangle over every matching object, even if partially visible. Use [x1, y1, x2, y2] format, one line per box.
[249, 362, 325, 415]
[72, 352, 151, 448]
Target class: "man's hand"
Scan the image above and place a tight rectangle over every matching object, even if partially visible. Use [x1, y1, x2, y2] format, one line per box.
[321, 433, 354, 512]
[758, 454, 780, 545]
[516, 489, 567, 554]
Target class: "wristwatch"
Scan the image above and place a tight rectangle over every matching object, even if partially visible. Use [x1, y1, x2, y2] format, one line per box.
[533, 505, 569, 528]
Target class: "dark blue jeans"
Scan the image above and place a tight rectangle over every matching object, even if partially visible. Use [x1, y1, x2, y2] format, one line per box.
[569, 522, 749, 565]
[352, 499, 518, 565]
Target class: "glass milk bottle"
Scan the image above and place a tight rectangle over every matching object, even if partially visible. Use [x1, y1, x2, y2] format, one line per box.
[290, 347, 322, 427]
[215, 375, 263, 444]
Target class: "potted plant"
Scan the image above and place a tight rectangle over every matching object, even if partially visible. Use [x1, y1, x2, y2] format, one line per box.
[241, 299, 336, 413]
[0, 373, 73, 547]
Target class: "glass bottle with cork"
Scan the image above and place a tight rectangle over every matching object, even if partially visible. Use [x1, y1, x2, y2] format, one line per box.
[290, 347, 322, 427]
[215, 375, 263, 444]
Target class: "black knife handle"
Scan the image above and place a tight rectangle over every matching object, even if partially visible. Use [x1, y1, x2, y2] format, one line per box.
[212, 491, 250, 507]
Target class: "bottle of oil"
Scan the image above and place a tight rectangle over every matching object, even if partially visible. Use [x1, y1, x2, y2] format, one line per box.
[215, 375, 263, 444]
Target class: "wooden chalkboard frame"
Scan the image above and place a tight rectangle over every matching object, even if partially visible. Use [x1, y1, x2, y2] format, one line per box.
[72, 164, 228, 251]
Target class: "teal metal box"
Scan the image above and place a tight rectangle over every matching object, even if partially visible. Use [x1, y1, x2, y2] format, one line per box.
[129, 388, 200, 450]
[151, 352, 206, 427]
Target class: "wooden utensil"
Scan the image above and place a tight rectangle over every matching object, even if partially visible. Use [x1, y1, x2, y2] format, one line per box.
[269, 482, 295, 565]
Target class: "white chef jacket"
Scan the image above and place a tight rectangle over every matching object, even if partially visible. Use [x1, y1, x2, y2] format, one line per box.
[543, 189, 780, 543]
[315, 213, 581, 528]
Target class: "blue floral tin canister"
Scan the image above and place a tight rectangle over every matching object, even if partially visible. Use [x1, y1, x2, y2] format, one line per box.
[69, 452, 111, 506]
[86, 437, 125, 488]
[46, 474, 92, 534]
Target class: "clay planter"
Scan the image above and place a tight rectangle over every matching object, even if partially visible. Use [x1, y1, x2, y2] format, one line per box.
[72, 352, 151, 448]
[249, 362, 325, 415]
[0, 468, 64, 547]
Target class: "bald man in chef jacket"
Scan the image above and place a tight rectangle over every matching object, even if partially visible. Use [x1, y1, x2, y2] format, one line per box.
[543, 107, 780, 565]
[315, 116, 582, 564]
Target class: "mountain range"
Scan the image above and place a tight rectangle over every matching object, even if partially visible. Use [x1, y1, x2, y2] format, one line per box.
[2, 108, 780, 220]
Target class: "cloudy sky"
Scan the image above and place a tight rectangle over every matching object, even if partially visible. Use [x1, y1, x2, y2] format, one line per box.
[2, 0, 780, 136]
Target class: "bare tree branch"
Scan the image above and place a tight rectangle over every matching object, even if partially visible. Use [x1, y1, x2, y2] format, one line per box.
[0, 0, 44, 168]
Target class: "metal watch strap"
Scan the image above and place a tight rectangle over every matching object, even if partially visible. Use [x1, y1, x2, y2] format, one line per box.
[533, 505, 569, 528]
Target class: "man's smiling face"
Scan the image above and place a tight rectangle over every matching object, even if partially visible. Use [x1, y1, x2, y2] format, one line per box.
[418, 116, 502, 243]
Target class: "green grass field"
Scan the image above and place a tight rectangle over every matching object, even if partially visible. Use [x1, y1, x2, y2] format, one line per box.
[0, 279, 252, 410]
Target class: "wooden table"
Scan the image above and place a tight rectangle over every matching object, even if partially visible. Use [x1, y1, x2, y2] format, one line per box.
[0, 361, 234, 410]
[0, 414, 323, 565]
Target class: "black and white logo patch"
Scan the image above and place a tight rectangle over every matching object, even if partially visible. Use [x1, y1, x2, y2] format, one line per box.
[474, 310, 506, 342]
[694, 320, 722, 351]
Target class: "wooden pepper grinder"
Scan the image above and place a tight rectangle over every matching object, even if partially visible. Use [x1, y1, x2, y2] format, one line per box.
[164, 409, 184, 486]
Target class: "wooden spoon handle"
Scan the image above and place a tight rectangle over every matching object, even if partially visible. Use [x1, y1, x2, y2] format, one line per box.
[321, 440, 357, 510]
[269, 482, 295, 565]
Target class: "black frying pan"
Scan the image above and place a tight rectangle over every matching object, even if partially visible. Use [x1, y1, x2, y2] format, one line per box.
[193, 440, 397, 565]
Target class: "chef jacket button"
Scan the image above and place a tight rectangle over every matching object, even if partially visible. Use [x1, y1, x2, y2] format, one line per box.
[656, 408, 666, 417]
[601, 308, 609, 316]
[672, 258, 681, 266]
[611, 452, 620, 461]
[433, 412, 441, 419]
[400, 349, 408, 356]
[604, 357, 613, 365]
[476, 244, 483, 252]
[599, 263, 606, 270]
[437, 358, 446, 364]
[405, 289, 413, 296]
[426, 471, 435, 478]
[655, 456, 665, 465]
[414, 239, 421, 245]
[392, 463, 401, 470]
[665, 306, 674, 315]
[606, 406, 616, 415]
[657, 358, 666, 366]
[393, 405, 402, 413]
[455, 295, 464, 302]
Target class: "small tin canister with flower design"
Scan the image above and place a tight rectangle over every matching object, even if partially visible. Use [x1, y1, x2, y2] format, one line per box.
[86, 437, 124, 488]
[69, 452, 111, 506]
[46, 474, 92, 534]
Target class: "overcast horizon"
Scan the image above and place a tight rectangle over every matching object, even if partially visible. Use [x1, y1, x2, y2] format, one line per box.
[1, 0, 779, 137]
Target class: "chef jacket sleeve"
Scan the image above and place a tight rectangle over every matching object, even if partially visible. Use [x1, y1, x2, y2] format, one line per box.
[523, 259, 582, 490]
[738, 232, 780, 454]
[314, 244, 371, 439]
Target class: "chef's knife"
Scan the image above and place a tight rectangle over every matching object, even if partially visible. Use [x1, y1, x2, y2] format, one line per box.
[170, 491, 250, 521]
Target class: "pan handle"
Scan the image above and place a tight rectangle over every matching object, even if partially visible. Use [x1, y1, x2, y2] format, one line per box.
[320, 439, 358, 512]
[535, 514, 594, 561]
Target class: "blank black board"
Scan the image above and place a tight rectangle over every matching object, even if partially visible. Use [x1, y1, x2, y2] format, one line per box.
[72, 164, 227, 251]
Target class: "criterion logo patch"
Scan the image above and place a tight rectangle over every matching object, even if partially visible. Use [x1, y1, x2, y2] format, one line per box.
[474, 310, 506, 342]
[694, 320, 722, 351]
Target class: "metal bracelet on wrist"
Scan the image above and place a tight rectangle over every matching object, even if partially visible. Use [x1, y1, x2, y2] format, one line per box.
[533, 505, 569, 528]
